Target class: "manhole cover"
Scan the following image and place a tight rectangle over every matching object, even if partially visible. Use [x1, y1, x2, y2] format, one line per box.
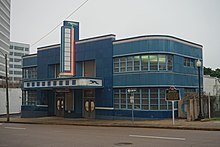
[114, 142, 133, 146]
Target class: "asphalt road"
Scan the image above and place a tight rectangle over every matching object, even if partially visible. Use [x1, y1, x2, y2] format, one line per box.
[0, 123, 220, 147]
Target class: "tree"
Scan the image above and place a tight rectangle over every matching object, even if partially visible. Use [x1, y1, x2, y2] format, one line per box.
[204, 67, 220, 78]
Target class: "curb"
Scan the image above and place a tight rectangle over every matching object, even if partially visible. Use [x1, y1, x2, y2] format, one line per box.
[1, 121, 220, 131]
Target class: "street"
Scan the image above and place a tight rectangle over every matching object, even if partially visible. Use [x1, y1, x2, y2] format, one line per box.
[0, 123, 220, 147]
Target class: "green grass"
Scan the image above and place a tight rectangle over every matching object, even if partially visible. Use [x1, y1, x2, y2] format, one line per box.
[207, 118, 220, 121]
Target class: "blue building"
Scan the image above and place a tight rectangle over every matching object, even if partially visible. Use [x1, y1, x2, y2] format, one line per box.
[21, 21, 203, 119]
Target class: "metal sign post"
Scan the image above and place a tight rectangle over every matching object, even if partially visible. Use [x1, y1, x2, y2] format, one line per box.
[172, 101, 175, 125]
[165, 86, 181, 125]
[130, 95, 134, 122]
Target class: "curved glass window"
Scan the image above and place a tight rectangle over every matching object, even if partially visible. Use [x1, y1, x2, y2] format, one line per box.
[113, 54, 173, 73]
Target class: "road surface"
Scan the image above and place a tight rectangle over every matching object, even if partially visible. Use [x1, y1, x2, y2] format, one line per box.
[0, 123, 219, 147]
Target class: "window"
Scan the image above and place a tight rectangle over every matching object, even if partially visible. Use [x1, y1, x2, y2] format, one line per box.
[14, 64, 22, 69]
[113, 58, 119, 73]
[149, 55, 158, 70]
[114, 89, 120, 109]
[22, 91, 37, 105]
[150, 88, 158, 110]
[10, 45, 13, 49]
[14, 58, 21, 62]
[141, 89, 149, 110]
[113, 54, 173, 73]
[159, 89, 167, 110]
[167, 55, 173, 70]
[83, 60, 96, 77]
[14, 52, 24, 56]
[14, 71, 22, 75]
[158, 55, 166, 70]
[23, 67, 37, 79]
[120, 57, 126, 72]
[184, 57, 194, 67]
[25, 48, 29, 51]
[134, 56, 140, 71]
[48, 64, 60, 78]
[113, 88, 171, 111]
[141, 55, 148, 71]
[127, 56, 133, 71]
[134, 89, 141, 110]
[121, 89, 126, 109]
[14, 46, 24, 51]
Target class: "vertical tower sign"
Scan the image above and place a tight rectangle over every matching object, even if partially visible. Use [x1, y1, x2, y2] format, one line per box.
[60, 21, 79, 77]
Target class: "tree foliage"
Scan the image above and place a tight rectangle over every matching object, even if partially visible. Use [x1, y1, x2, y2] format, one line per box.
[204, 67, 220, 78]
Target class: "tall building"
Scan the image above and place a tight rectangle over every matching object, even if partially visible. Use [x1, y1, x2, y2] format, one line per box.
[21, 21, 203, 119]
[9, 41, 30, 85]
[0, 0, 10, 81]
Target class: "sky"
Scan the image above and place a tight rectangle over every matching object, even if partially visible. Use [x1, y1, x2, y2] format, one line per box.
[10, 0, 220, 69]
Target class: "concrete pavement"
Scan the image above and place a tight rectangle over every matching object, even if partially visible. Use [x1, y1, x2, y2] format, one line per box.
[0, 116, 220, 131]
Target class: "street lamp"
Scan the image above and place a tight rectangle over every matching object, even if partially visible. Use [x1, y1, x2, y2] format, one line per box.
[0, 51, 9, 122]
[196, 59, 203, 120]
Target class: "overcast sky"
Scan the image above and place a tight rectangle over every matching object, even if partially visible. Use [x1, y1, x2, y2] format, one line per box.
[10, 0, 220, 69]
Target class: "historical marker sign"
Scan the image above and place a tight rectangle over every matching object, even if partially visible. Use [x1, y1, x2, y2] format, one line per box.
[165, 87, 180, 101]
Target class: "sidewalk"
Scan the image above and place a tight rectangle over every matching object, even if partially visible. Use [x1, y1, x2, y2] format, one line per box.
[0, 117, 220, 131]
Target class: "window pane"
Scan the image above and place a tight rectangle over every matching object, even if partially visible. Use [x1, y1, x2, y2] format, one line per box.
[141, 55, 148, 71]
[114, 58, 119, 73]
[167, 55, 173, 70]
[120, 57, 126, 72]
[159, 55, 166, 70]
[150, 88, 158, 110]
[127, 56, 133, 71]
[150, 55, 158, 70]
[134, 56, 140, 71]
[121, 89, 126, 109]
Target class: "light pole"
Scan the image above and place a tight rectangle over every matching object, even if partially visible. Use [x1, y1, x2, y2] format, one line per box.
[196, 59, 203, 120]
[0, 51, 9, 122]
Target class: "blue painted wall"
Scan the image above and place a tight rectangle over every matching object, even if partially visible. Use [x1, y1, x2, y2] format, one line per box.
[113, 36, 203, 93]
[22, 55, 37, 67]
[37, 46, 60, 79]
[76, 35, 115, 107]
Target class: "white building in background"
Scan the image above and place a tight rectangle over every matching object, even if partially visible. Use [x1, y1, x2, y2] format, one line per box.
[9, 42, 30, 84]
[203, 75, 220, 96]
[0, 0, 11, 79]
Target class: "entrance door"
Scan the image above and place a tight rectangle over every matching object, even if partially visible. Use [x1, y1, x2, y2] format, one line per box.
[83, 89, 95, 119]
[83, 98, 95, 118]
[55, 93, 64, 117]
